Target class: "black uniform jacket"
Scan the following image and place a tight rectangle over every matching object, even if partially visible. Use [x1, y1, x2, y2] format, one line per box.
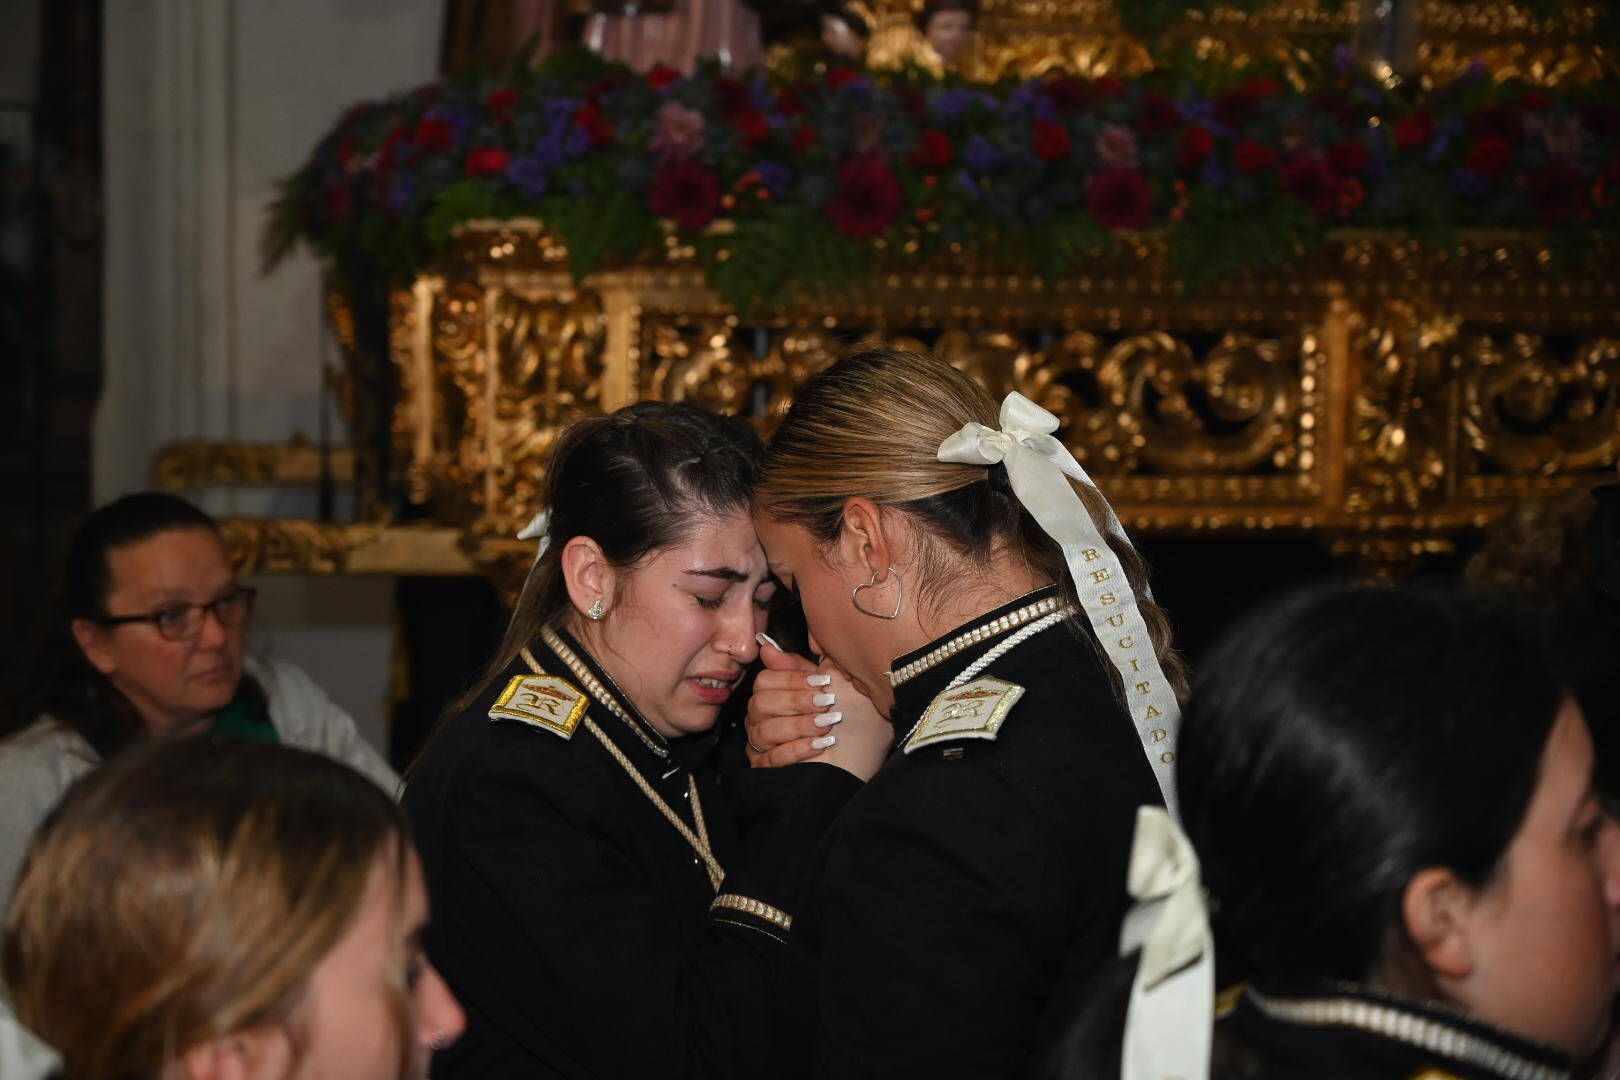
[802, 586, 1166, 1079]
[1216, 981, 1575, 1080]
[403, 628, 861, 1078]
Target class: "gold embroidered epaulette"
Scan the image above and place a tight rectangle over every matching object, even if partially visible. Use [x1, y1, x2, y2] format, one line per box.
[902, 676, 1025, 754]
[488, 674, 587, 739]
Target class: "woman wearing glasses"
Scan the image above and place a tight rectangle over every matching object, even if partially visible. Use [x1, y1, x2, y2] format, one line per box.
[0, 492, 396, 918]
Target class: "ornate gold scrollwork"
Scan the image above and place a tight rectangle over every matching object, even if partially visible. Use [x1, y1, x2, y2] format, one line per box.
[1012, 330, 1299, 475]
[644, 317, 754, 417]
[1463, 334, 1620, 475]
[754, 328, 845, 433]
[484, 289, 606, 523]
[221, 520, 378, 576]
[1346, 300, 1461, 512]
[152, 438, 355, 491]
[933, 329, 1023, 403]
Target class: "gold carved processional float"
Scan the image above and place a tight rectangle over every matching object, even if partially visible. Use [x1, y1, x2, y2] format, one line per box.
[156, 0, 1620, 582]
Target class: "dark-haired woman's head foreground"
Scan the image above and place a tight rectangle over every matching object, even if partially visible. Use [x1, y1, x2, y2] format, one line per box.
[452, 400, 773, 744]
[3, 739, 464, 1079]
[1183, 584, 1620, 1059]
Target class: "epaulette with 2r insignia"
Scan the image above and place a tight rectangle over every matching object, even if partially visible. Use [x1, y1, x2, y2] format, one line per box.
[488, 674, 587, 739]
[902, 676, 1026, 754]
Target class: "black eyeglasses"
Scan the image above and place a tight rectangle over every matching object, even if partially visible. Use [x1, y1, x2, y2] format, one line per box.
[94, 587, 258, 642]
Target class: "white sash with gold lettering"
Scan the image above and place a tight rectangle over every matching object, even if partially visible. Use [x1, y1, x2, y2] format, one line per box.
[938, 392, 1180, 814]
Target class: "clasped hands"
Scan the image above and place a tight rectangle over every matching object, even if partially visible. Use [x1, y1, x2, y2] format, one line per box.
[744, 635, 892, 782]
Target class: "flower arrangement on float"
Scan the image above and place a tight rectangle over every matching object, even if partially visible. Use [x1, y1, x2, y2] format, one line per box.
[263, 48, 1620, 310]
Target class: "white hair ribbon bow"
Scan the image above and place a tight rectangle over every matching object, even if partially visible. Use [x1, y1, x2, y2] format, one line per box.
[517, 509, 551, 553]
[1118, 805, 1213, 1080]
[938, 391, 1180, 814]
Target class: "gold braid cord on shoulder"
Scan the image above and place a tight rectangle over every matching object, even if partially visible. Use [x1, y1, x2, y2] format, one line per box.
[522, 646, 725, 891]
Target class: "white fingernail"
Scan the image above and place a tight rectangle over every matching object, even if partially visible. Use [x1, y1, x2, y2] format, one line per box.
[812, 692, 836, 708]
[806, 673, 832, 687]
[814, 711, 843, 727]
[756, 632, 781, 650]
[811, 735, 837, 749]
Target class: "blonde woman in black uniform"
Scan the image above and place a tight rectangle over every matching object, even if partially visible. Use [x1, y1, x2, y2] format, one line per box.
[745, 344, 1186, 1077]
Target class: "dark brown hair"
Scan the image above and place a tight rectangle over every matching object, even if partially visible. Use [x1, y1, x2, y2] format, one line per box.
[430, 401, 764, 735]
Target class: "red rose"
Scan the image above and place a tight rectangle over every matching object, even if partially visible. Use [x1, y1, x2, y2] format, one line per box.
[1040, 75, 1094, 117]
[488, 88, 520, 124]
[910, 129, 953, 171]
[326, 184, 353, 219]
[1311, 92, 1356, 124]
[1527, 160, 1588, 226]
[1394, 109, 1432, 150]
[1521, 91, 1552, 111]
[1593, 159, 1620, 208]
[897, 85, 927, 119]
[1031, 119, 1074, 163]
[573, 103, 614, 147]
[1233, 139, 1277, 174]
[646, 65, 681, 91]
[465, 146, 509, 178]
[1092, 76, 1127, 101]
[1338, 176, 1366, 218]
[1086, 168, 1153, 230]
[379, 126, 410, 168]
[777, 84, 809, 118]
[1178, 126, 1214, 169]
[714, 77, 750, 120]
[413, 116, 456, 151]
[1281, 153, 1337, 219]
[1329, 140, 1370, 175]
[647, 157, 721, 232]
[1469, 105, 1523, 145]
[1465, 135, 1514, 178]
[827, 156, 902, 238]
[1241, 77, 1283, 102]
[826, 66, 861, 90]
[1580, 104, 1620, 137]
[793, 124, 820, 152]
[1135, 93, 1182, 136]
[1216, 78, 1283, 128]
[731, 108, 771, 150]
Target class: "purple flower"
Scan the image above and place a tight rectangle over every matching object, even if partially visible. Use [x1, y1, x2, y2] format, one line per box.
[1331, 43, 1357, 74]
[507, 155, 548, 199]
[561, 123, 590, 160]
[955, 168, 981, 199]
[1429, 115, 1464, 161]
[1200, 156, 1227, 190]
[754, 160, 792, 194]
[965, 134, 1007, 174]
[431, 104, 475, 141]
[385, 173, 416, 212]
[748, 74, 774, 113]
[1449, 168, 1489, 198]
[1005, 82, 1055, 122]
[930, 88, 973, 122]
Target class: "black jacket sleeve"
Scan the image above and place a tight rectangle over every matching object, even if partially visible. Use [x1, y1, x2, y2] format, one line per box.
[421, 721, 860, 1079]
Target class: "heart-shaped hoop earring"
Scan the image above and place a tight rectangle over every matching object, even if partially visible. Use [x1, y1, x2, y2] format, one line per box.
[851, 566, 904, 620]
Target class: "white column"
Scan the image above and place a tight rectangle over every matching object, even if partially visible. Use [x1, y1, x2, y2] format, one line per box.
[99, 0, 444, 753]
